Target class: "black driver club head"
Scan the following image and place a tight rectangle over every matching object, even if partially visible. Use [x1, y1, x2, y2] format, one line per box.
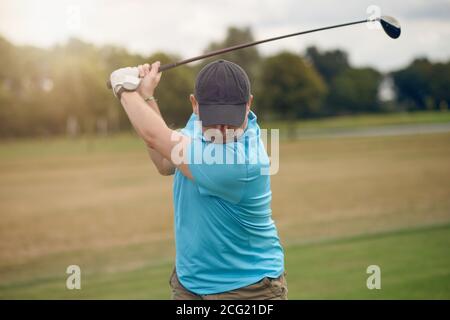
[380, 15, 401, 39]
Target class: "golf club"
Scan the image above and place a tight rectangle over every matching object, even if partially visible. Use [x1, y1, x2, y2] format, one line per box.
[106, 15, 401, 89]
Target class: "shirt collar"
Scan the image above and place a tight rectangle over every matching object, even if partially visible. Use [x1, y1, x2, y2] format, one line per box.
[185, 111, 259, 143]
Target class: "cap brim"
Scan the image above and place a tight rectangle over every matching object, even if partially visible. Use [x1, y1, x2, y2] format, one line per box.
[199, 104, 246, 127]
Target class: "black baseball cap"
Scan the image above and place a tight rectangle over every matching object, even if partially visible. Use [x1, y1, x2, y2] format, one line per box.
[195, 60, 251, 127]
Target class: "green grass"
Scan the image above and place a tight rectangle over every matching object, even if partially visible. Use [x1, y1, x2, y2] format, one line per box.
[287, 224, 450, 299]
[1, 224, 448, 299]
[262, 110, 450, 131]
[1, 110, 449, 155]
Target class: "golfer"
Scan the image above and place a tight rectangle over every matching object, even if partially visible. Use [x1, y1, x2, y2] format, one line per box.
[109, 59, 287, 300]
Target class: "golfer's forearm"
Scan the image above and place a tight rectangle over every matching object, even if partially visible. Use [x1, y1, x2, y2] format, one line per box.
[120, 91, 169, 149]
[146, 145, 175, 175]
[143, 99, 175, 175]
[145, 98, 163, 118]
[119, 91, 190, 178]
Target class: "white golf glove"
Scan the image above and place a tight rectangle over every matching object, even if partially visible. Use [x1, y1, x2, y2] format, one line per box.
[109, 67, 141, 98]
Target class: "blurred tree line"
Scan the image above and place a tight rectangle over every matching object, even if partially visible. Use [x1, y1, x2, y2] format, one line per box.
[0, 27, 449, 138]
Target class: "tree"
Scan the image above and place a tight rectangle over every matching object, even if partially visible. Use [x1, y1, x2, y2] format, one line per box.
[429, 61, 450, 110]
[48, 38, 113, 134]
[258, 51, 327, 120]
[305, 46, 383, 115]
[328, 67, 382, 114]
[391, 58, 433, 110]
[145, 52, 195, 128]
[305, 46, 350, 84]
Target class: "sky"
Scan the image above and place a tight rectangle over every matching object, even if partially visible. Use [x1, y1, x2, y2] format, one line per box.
[1, 0, 449, 72]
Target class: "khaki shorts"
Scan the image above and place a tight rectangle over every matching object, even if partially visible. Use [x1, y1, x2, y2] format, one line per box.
[169, 268, 288, 300]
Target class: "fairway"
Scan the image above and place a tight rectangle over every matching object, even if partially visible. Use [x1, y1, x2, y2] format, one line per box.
[0, 130, 449, 299]
[1, 224, 449, 299]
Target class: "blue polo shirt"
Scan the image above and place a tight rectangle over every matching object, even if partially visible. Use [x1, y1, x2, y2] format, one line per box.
[172, 111, 284, 295]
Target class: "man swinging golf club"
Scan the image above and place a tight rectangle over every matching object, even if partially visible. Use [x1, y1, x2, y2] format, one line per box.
[109, 59, 287, 300]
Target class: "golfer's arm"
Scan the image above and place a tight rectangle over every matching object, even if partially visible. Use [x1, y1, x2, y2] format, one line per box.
[119, 91, 192, 179]
[142, 99, 175, 176]
[146, 145, 175, 176]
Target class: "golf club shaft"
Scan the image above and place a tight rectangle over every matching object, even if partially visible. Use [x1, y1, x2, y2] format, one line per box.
[107, 18, 375, 88]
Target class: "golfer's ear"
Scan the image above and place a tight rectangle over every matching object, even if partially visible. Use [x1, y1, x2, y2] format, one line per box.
[190, 94, 199, 115]
[246, 94, 253, 113]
